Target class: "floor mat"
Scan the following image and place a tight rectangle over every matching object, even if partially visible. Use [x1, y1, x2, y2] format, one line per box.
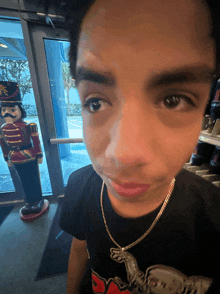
[0, 206, 14, 227]
[35, 199, 73, 281]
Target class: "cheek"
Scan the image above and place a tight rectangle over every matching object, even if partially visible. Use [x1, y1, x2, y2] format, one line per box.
[162, 122, 202, 168]
[83, 123, 108, 160]
[83, 115, 101, 159]
[17, 109, 22, 117]
[82, 110, 114, 160]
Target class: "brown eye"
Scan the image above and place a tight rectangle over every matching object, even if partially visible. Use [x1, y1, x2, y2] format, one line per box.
[82, 98, 109, 113]
[89, 99, 102, 112]
[164, 96, 181, 108]
[162, 94, 195, 111]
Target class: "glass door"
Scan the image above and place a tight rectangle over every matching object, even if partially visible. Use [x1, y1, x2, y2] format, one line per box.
[44, 39, 91, 185]
[21, 20, 91, 195]
[0, 17, 52, 202]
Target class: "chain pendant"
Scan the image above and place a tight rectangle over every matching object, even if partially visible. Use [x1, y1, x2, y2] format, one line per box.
[110, 247, 126, 263]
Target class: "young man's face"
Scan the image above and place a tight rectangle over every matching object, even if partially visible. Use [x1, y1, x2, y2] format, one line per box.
[75, 0, 215, 201]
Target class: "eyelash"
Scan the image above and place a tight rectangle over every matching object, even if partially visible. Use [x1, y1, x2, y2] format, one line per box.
[82, 94, 196, 114]
[82, 98, 110, 113]
[160, 94, 196, 109]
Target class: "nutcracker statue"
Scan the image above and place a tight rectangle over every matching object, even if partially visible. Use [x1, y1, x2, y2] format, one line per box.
[0, 81, 49, 221]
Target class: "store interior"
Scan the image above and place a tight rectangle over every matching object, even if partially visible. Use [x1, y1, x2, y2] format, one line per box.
[0, 1, 220, 293]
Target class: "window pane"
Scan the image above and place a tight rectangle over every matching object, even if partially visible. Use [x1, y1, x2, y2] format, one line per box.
[44, 39, 91, 186]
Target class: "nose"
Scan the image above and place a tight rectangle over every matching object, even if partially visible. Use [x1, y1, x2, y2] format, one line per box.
[105, 101, 157, 167]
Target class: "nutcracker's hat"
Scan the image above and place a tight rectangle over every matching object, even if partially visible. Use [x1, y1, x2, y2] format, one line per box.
[0, 81, 22, 105]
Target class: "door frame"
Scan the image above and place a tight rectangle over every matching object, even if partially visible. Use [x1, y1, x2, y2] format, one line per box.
[0, 7, 77, 200]
[20, 20, 71, 196]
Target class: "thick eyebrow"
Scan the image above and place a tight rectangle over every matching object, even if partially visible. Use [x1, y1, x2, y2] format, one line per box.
[75, 65, 216, 89]
[147, 65, 216, 90]
[75, 67, 115, 88]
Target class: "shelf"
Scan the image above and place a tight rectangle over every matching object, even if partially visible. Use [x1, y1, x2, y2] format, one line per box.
[199, 131, 220, 147]
[183, 164, 220, 188]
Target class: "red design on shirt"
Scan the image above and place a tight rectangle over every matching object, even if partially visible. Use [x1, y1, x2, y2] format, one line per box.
[92, 272, 106, 293]
[107, 281, 131, 294]
[92, 271, 131, 294]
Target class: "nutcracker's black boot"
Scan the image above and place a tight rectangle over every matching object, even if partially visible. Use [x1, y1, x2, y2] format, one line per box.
[21, 203, 34, 215]
[20, 199, 49, 222]
[30, 200, 45, 214]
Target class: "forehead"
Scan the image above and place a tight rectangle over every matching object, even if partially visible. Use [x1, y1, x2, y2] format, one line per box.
[80, 0, 210, 39]
[77, 0, 215, 75]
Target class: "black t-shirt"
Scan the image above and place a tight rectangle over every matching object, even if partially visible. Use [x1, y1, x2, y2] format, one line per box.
[59, 164, 220, 294]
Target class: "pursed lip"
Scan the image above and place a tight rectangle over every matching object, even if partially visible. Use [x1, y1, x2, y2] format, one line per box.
[106, 176, 151, 197]
[104, 173, 150, 186]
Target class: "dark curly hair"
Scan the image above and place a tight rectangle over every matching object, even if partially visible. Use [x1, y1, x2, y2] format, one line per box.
[0, 104, 27, 119]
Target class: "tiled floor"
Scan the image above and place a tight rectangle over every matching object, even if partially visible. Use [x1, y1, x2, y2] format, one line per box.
[0, 201, 67, 294]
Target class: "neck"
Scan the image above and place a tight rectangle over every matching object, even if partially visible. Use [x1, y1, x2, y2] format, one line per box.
[107, 180, 174, 218]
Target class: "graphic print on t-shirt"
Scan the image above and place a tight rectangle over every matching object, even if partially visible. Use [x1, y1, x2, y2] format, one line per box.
[92, 248, 212, 294]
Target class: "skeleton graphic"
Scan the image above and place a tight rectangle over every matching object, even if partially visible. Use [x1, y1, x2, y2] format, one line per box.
[110, 248, 212, 294]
